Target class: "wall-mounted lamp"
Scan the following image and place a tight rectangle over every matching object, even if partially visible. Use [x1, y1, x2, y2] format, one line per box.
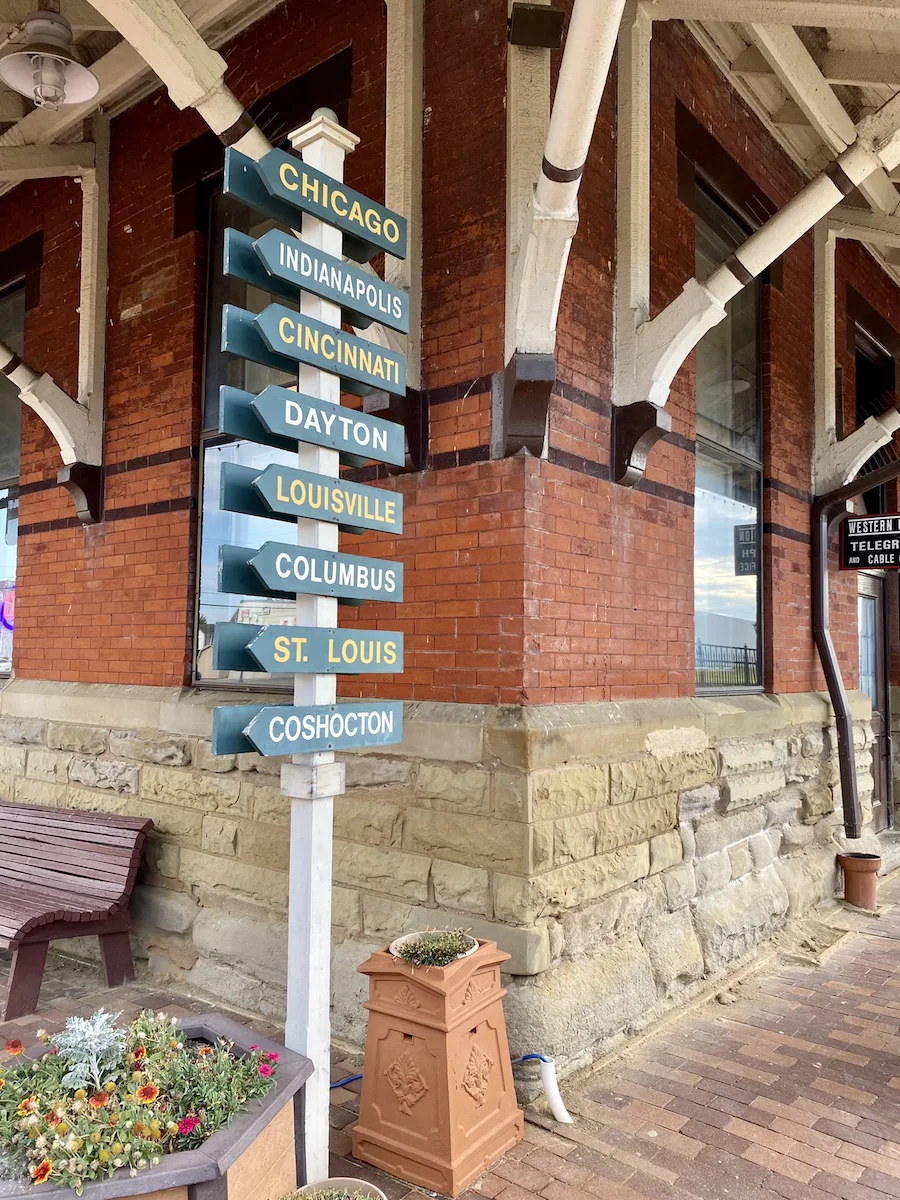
[0, 10, 99, 110]
[508, 3, 565, 48]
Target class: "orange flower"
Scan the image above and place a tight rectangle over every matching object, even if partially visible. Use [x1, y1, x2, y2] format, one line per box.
[131, 1047, 147, 1063]
[137, 1083, 160, 1105]
[89, 1092, 110, 1109]
[0, 1077, 5, 1091]
[16, 1096, 38, 1116]
[5, 1039, 23, 1056]
[31, 1160, 52, 1185]
[108, 1113, 119, 1128]
[198, 1047, 213, 1057]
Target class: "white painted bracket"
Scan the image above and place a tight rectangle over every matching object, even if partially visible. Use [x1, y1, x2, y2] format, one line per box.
[19, 373, 100, 466]
[0, 142, 95, 181]
[510, 192, 579, 356]
[281, 761, 346, 800]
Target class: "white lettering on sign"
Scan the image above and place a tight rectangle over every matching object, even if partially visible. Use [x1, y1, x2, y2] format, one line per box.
[273, 551, 399, 595]
[283, 398, 389, 454]
[278, 241, 404, 323]
[267, 707, 396, 745]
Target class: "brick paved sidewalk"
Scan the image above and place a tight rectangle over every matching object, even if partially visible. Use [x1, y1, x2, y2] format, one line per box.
[6, 876, 900, 1199]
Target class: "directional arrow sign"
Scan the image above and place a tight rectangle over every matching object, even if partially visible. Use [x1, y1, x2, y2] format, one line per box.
[255, 303, 406, 398]
[212, 700, 403, 756]
[256, 147, 408, 261]
[252, 229, 409, 334]
[250, 541, 403, 603]
[224, 148, 374, 264]
[213, 621, 403, 674]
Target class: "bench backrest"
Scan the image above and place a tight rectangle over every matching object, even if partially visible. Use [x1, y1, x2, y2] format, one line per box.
[0, 802, 153, 907]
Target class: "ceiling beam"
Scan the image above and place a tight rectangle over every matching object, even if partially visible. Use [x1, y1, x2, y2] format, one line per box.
[733, 46, 900, 88]
[0, 1, 113, 30]
[642, 0, 900, 28]
[829, 203, 900, 245]
[0, 92, 24, 121]
[747, 23, 900, 214]
[0, 142, 94, 180]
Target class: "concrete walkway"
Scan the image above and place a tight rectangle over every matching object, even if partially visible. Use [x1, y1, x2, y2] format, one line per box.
[5, 878, 900, 1198]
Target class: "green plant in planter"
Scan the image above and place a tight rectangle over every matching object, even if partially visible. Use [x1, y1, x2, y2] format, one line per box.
[392, 929, 477, 967]
[294, 1190, 372, 1200]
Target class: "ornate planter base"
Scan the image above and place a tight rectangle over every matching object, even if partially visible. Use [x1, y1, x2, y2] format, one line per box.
[352, 940, 523, 1196]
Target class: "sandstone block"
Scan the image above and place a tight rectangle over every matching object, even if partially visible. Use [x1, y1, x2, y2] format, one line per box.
[193, 741, 236, 773]
[693, 807, 766, 857]
[183, 957, 284, 1022]
[718, 739, 781, 774]
[801, 786, 835, 824]
[780, 823, 814, 852]
[343, 755, 411, 789]
[332, 886, 361, 935]
[362, 894, 412, 938]
[493, 842, 650, 923]
[332, 940, 381, 1045]
[143, 933, 199, 971]
[47, 722, 107, 755]
[663, 863, 696, 910]
[142, 766, 245, 814]
[333, 841, 431, 902]
[560, 881, 665, 957]
[192, 907, 288, 980]
[242, 779, 287, 824]
[678, 784, 719, 822]
[785, 756, 820, 783]
[643, 908, 705, 996]
[402, 907, 552, 974]
[596, 794, 677, 853]
[14, 776, 64, 807]
[532, 821, 554, 872]
[492, 772, 529, 820]
[693, 867, 789, 972]
[109, 729, 192, 767]
[610, 750, 717, 805]
[680, 822, 696, 860]
[649, 831, 682, 875]
[403, 808, 529, 872]
[334, 793, 402, 847]
[722, 769, 786, 811]
[729, 843, 753, 879]
[431, 860, 491, 915]
[238, 821, 290, 872]
[145, 840, 180, 880]
[26, 749, 68, 782]
[695, 850, 731, 895]
[749, 831, 775, 870]
[415, 763, 489, 813]
[201, 815, 237, 856]
[127, 799, 201, 844]
[0, 716, 45, 746]
[775, 854, 830, 917]
[531, 764, 609, 819]
[801, 732, 825, 758]
[69, 757, 139, 795]
[0, 744, 26, 775]
[132, 884, 199, 934]
[554, 812, 598, 864]
[179, 848, 287, 907]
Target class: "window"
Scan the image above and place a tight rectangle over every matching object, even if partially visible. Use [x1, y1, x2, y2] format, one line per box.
[0, 285, 24, 675]
[854, 328, 895, 515]
[693, 185, 762, 690]
[195, 193, 298, 685]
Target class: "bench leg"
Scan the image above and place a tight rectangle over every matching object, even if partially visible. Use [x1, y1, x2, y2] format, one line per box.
[99, 931, 134, 988]
[3, 941, 49, 1021]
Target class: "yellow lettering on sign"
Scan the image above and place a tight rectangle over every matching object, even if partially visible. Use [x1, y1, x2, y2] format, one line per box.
[276, 475, 289, 504]
[291, 637, 308, 663]
[303, 325, 320, 356]
[365, 208, 380, 236]
[331, 189, 348, 217]
[273, 636, 291, 664]
[278, 316, 295, 345]
[301, 173, 319, 202]
[320, 333, 336, 361]
[384, 499, 396, 524]
[384, 640, 397, 666]
[279, 163, 299, 192]
[328, 639, 341, 664]
[348, 199, 364, 227]
[383, 218, 400, 245]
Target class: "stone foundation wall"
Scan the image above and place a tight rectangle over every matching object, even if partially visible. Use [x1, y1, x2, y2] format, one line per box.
[1, 681, 897, 1082]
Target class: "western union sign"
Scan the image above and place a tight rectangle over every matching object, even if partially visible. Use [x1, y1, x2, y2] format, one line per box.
[256, 148, 407, 260]
[220, 461, 403, 535]
[255, 303, 406, 397]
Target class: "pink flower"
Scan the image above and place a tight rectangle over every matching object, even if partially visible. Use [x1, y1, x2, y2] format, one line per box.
[48, 1047, 58, 1056]
[264, 1052, 278, 1063]
[178, 1116, 201, 1136]
[248, 1045, 259, 1052]
[258, 1063, 273, 1077]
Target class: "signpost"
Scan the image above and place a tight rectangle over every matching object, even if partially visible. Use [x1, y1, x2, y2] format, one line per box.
[841, 513, 900, 570]
[211, 111, 408, 1181]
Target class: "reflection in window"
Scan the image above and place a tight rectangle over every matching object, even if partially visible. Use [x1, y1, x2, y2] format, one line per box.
[694, 185, 762, 689]
[196, 193, 298, 685]
[858, 594, 878, 711]
[0, 286, 24, 675]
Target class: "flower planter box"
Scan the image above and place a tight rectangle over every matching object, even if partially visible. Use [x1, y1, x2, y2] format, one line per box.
[0, 1015, 312, 1200]
[351, 939, 523, 1197]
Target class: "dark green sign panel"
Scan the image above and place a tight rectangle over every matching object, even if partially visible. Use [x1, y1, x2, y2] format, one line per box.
[212, 700, 404, 756]
[257, 148, 407, 261]
[220, 541, 403, 603]
[212, 621, 403, 674]
[220, 461, 403, 535]
[224, 148, 373, 264]
[218, 385, 405, 468]
[255, 303, 406, 398]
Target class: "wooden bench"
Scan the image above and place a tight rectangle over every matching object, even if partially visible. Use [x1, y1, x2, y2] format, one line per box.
[0, 802, 153, 1020]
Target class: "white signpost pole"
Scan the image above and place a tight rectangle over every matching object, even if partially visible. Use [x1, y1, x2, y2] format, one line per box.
[282, 108, 359, 1182]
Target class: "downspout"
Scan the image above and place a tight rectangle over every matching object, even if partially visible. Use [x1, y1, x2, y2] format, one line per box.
[812, 452, 900, 838]
[504, 0, 628, 454]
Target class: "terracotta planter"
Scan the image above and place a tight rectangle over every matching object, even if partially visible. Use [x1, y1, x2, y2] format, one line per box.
[295, 1181, 386, 1199]
[839, 852, 882, 910]
[0, 1015, 312, 1200]
[351, 939, 524, 1197]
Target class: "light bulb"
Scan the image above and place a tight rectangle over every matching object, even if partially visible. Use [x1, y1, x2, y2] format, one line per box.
[31, 52, 67, 108]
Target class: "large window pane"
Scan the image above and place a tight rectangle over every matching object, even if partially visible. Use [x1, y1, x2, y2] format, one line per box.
[695, 187, 760, 460]
[695, 447, 761, 688]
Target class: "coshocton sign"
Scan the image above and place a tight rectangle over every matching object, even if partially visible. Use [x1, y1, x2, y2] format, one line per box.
[212, 137, 407, 757]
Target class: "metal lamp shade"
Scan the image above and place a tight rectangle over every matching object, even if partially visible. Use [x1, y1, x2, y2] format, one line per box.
[0, 11, 99, 109]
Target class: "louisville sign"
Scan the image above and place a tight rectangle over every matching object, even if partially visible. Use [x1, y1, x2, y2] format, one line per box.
[218, 385, 406, 468]
[220, 461, 403, 534]
[212, 621, 403, 674]
[841, 513, 900, 570]
[211, 700, 404, 756]
[255, 304, 406, 397]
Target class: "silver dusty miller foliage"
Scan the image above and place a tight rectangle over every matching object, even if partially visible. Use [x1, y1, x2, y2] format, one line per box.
[51, 1008, 127, 1091]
